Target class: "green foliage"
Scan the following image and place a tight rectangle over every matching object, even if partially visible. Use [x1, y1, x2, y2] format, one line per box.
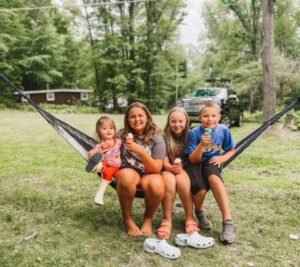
[198, 0, 300, 113]
[243, 111, 263, 123]
[0, 0, 88, 91]
[9, 103, 99, 114]
[81, 0, 186, 111]
[1, 0, 300, 115]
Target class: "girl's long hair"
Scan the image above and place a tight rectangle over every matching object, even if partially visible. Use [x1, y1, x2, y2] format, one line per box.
[164, 107, 189, 163]
[123, 102, 161, 143]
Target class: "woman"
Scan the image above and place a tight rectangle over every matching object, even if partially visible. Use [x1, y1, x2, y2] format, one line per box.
[115, 102, 166, 237]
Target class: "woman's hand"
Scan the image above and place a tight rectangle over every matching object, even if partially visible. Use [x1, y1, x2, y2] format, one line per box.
[170, 165, 182, 174]
[126, 141, 145, 155]
[164, 162, 182, 175]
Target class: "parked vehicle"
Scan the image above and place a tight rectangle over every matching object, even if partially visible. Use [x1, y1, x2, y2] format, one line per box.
[177, 78, 243, 127]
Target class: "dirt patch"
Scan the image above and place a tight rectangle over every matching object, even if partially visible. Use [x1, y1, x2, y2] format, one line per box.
[265, 126, 299, 141]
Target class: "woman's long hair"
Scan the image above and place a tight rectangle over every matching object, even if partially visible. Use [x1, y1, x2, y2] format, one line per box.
[164, 107, 190, 163]
[123, 102, 161, 143]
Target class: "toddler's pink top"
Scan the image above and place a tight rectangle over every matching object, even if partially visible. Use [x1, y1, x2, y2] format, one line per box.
[91, 138, 122, 168]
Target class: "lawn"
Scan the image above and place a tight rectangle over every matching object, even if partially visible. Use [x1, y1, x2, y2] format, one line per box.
[0, 110, 299, 267]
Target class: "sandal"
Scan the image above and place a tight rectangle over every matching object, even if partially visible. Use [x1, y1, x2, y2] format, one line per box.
[175, 232, 215, 249]
[185, 219, 200, 235]
[143, 238, 181, 260]
[156, 219, 172, 239]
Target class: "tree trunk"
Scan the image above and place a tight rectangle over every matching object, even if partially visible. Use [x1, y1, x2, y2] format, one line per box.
[83, 1, 102, 110]
[262, 0, 276, 121]
[127, 1, 136, 104]
[145, 1, 155, 107]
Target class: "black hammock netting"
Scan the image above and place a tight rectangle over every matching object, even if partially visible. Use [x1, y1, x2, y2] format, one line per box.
[1, 72, 299, 198]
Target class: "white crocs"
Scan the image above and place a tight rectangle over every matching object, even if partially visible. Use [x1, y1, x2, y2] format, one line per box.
[143, 238, 181, 260]
[175, 232, 215, 249]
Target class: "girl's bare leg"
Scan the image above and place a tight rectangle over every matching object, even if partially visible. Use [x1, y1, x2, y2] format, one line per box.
[140, 174, 165, 236]
[177, 171, 199, 233]
[161, 171, 176, 222]
[115, 168, 142, 237]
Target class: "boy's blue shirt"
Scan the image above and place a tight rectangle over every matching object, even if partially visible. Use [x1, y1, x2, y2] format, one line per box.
[184, 124, 236, 164]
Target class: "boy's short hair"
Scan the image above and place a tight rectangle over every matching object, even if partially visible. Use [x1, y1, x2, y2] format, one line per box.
[199, 100, 221, 115]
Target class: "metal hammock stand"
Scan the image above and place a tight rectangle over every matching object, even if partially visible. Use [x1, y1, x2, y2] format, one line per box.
[1, 72, 299, 198]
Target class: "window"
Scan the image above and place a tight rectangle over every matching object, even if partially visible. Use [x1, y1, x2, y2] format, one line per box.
[22, 95, 29, 103]
[46, 92, 55, 101]
[81, 92, 88, 100]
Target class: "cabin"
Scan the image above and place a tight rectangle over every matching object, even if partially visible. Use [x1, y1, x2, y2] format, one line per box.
[16, 89, 93, 105]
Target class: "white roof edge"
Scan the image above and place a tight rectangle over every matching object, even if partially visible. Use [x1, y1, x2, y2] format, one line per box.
[14, 89, 93, 94]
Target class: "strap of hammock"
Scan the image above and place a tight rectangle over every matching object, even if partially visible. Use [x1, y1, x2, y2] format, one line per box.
[0, 72, 145, 198]
[0, 73, 97, 158]
[223, 97, 300, 168]
[1, 72, 298, 198]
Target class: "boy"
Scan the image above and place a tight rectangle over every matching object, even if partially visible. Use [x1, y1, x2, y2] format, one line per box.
[184, 101, 236, 244]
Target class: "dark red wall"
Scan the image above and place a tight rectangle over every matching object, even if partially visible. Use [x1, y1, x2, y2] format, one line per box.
[28, 92, 85, 105]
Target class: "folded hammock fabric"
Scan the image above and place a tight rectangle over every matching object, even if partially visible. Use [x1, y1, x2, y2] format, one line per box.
[1, 72, 299, 198]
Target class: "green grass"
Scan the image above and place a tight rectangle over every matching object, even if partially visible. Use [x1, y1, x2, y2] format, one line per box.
[0, 110, 299, 266]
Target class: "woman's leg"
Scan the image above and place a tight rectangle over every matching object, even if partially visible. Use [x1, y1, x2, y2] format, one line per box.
[176, 170, 193, 219]
[156, 171, 176, 239]
[115, 168, 142, 237]
[176, 171, 199, 234]
[161, 171, 176, 222]
[139, 174, 165, 236]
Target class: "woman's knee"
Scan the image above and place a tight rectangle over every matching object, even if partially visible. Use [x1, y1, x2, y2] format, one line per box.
[162, 172, 176, 193]
[116, 168, 139, 188]
[144, 175, 165, 197]
[176, 172, 190, 190]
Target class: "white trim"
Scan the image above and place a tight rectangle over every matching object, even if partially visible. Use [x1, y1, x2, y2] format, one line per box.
[46, 92, 55, 101]
[80, 92, 89, 100]
[15, 89, 93, 95]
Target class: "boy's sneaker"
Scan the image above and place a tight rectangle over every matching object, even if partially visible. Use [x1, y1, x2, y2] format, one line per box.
[85, 153, 103, 173]
[195, 210, 212, 230]
[220, 219, 235, 244]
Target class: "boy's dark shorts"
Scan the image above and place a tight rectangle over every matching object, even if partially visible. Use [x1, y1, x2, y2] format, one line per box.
[184, 159, 223, 195]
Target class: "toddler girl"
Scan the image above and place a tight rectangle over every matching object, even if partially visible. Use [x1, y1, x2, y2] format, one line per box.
[86, 116, 122, 205]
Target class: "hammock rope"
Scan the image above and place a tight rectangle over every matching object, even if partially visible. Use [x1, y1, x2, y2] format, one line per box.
[1, 72, 299, 198]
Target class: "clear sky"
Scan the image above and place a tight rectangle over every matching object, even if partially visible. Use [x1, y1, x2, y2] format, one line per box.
[179, 0, 204, 45]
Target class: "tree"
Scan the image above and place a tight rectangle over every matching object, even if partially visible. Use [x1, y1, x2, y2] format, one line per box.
[80, 0, 185, 112]
[262, 0, 276, 121]
[200, 0, 300, 113]
[221, 0, 262, 61]
[0, 0, 85, 92]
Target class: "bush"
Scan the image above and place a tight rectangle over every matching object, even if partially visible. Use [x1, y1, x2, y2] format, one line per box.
[10, 103, 99, 114]
[243, 111, 264, 123]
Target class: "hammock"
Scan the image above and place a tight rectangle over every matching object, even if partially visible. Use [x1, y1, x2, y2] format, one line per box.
[1, 72, 299, 198]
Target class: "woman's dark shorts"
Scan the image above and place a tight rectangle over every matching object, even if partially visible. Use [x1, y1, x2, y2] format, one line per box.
[184, 159, 223, 195]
